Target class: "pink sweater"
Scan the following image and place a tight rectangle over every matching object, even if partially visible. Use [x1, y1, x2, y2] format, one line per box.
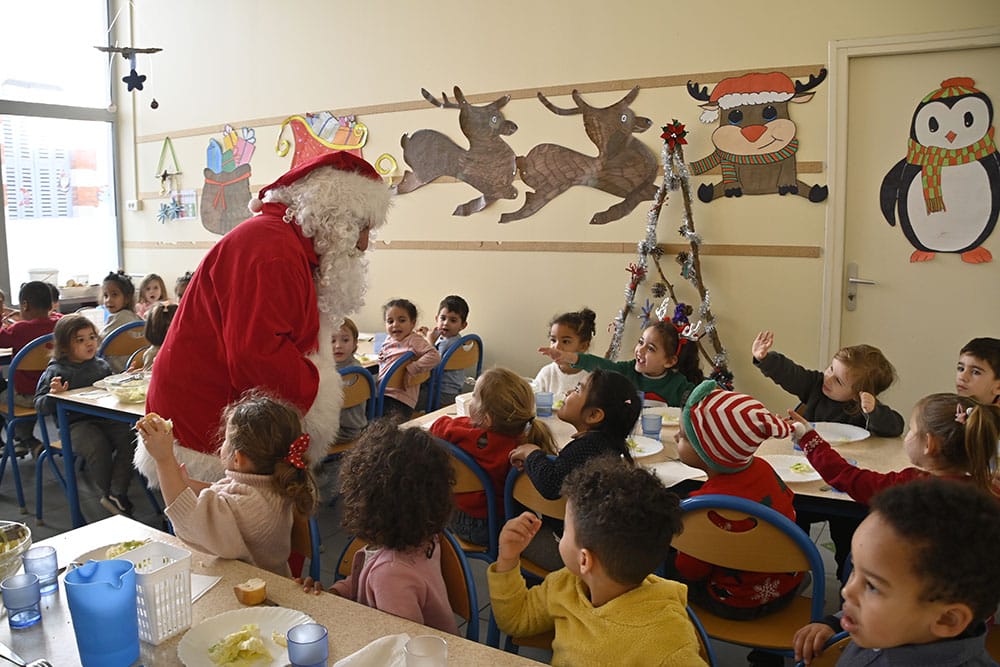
[331, 537, 458, 635]
[165, 471, 293, 576]
[377, 332, 441, 408]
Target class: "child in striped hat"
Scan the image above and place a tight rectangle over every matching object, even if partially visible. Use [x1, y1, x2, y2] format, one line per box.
[672, 380, 804, 625]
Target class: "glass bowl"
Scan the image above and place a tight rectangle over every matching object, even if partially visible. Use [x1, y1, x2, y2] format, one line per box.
[106, 380, 148, 404]
[0, 521, 32, 581]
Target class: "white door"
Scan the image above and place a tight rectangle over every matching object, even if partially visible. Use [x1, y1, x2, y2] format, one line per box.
[828, 31, 1000, 416]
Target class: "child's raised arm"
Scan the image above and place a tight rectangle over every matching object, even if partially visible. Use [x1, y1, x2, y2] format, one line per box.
[751, 330, 775, 361]
[538, 347, 578, 366]
[495, 512, 542, 573]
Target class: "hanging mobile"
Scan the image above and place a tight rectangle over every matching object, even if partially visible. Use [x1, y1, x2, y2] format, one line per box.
[95, 45, 162, 92]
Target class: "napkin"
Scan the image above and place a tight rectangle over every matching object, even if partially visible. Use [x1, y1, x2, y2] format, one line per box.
[334, 633, 410, 667]
[647, 460, 706, 487]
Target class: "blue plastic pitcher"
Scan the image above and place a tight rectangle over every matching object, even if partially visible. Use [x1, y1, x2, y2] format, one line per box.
[64, 560, 140, 667]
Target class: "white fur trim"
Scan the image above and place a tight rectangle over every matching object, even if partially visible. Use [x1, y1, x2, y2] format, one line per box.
[302, 320, 342, 467]
[716, 91, 793, 110]
[134, 433, 225, 489]
[699, 108, 719, 124]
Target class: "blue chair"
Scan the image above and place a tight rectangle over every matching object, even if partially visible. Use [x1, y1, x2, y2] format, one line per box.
[97, 320, 148, 371]
[325, 366, 376, 461]
[0, 333, 55, 514]
[442, 440, 500, 564]
[335, 530, 480, 642]
[427, 334, 484, 411]
[374, 351, 431, 417]
[672, 494, 827, 661]
[794, 631, 850, 667]
[688, 604, 718, 666]
[290, 511, 322, 581]
[503, 466, 565, 580]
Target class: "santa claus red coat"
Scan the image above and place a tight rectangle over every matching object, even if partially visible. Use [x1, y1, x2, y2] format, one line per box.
[138, 152, 390, 483]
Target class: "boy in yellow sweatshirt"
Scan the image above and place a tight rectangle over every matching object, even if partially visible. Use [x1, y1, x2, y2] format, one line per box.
[488, 456, 707, 667]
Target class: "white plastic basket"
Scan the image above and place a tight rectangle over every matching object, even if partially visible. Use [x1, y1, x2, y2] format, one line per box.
[122, 541, 192, 645]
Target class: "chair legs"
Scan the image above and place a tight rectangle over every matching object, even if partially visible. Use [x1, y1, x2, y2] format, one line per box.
[0, 424, 27, 513]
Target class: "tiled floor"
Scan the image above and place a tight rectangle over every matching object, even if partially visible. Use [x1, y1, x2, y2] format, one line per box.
[0, 454, 842, 665]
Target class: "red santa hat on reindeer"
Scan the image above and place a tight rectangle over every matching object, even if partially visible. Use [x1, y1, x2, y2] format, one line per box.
[698, 72, 797, 124]
[140, 151, 390, 484]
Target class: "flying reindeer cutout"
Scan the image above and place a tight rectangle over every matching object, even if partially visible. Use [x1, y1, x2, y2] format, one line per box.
[397, 87, 519, 216]
[687, 69, 828, 203]
[499, 87, 658, 225]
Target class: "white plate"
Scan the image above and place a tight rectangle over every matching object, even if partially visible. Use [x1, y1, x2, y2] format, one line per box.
[643, 404, 680, 425]
[761, 455, 822, 483]
[812, 422, 870, 444]
[626, 435, 664, 458]
[177, 607, 313, 667]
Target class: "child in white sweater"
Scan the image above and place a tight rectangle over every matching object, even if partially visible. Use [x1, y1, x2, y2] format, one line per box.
[137, 389, 320, 575]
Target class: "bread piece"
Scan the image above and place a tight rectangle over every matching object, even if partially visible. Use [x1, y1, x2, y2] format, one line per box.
[233, 577, 267, 605]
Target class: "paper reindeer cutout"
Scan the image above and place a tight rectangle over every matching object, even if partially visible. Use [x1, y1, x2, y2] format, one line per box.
[687, 69, 828, 203]
[397, 87, 519, 216]
[879, 77, 998, 264]
[500, 87, 658, 225]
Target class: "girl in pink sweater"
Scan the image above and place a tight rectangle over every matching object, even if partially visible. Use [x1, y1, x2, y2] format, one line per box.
[137, 390, 320, 575]
[300, 420, 459, 634]
[377, 298, 441, 419]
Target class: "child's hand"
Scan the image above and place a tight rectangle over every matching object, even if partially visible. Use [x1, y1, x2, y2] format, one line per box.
[859, 391, 875, 414]
[785, 409, 814, 445]
[294, 576, 326, 595]
[136, 413, 175, 463]
[49, 377, 69, 394]
[752, 331, 774, 361]
[509, 444, 540, 471]
[496, 512, 542, 573]
[793, 622, 836, 665]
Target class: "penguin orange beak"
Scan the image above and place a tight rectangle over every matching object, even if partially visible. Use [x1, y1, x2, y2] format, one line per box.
[946, 131, 957, 143]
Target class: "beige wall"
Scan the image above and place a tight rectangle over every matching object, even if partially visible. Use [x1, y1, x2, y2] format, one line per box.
[115, 0, 1000, 411]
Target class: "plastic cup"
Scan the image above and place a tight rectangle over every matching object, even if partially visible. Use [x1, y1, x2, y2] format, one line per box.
[404, 635, 448, 667]
[23, 545, 58, 595]
[64, 560, 139, 667]
[641, 413, 663, 439]
[535, 391, 554, 418]
[287, 622, 329, 667]
[1, 573, 41, 629]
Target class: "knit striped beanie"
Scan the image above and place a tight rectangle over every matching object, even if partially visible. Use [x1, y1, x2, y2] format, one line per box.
[681, 380, 792, 472]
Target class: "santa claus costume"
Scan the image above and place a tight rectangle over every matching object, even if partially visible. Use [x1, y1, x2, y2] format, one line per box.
[138, 152, 391, 484]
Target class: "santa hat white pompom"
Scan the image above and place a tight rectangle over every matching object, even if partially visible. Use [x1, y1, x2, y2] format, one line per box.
[248, 197, 263, 213]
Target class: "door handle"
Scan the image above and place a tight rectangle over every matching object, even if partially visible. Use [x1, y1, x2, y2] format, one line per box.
[846, 263, 875, 311]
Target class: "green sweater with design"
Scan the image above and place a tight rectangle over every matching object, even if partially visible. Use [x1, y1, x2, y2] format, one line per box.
[572, 353, 696, 407]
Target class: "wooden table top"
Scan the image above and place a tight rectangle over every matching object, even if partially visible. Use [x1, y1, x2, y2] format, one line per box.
[50, 384, 147, 417]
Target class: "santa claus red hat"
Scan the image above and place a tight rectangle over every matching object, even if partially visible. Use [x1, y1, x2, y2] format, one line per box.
[249, 151, 383, 213]
[681, 380, 792, 472]
[700, 72, 796, 124]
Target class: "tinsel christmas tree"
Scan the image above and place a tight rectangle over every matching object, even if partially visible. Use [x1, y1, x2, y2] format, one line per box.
[605, 120, 733, 389]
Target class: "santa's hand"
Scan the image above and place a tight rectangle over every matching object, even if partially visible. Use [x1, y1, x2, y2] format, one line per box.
[859, 391, 876, 414]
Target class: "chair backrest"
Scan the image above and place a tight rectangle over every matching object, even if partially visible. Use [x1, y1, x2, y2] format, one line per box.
[125, 345, 150, 371]
[334, 531, 479, 641]
[289, 510, 321, 581]
[338, 365, 376, 422]
[427, 334, 484, 411]
[674, 494, 826, 621]
[4, 333, 54, 413]
[375, 351, 431, 416]
[687, 605, 718, 666]
[794, 632, 850, 667]
[97, 320, 149, 359]
[505, 466, 567, 522]
[443, 440, 499, 559]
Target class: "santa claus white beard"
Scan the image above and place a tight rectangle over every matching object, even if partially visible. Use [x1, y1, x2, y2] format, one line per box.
[313, 237, 370, 330]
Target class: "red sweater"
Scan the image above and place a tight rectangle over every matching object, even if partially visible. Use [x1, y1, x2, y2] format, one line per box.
[0, 317, 56, 394]
[429, 416, 518, 519]
[675, 457, 804, 609]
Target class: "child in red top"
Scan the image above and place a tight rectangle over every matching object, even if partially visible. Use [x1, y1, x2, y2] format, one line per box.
[672, 380, 804, 620]
[430, 367, 556, 546]
[0, 281, 56, 455]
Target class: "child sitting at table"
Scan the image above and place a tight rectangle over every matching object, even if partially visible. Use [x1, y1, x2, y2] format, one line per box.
[46, 282, 62, 320]
[99, 270, 141, 373]
[174, 271, 193, 301]
[333, 317, 368, 443]
[672, 380, 804, 625]
[790, 393, 1000, 504]
[136, 389, 320, 576]
[489, 456, 707, 666]
[35, 314, 137, 516]
[135, 273, 168, 318]
[531, 306, 596, 404]
[956, 337, 1000, 405]
[377, 298, 441, 419]
[539, 319, 701, 406]
[0, 281, 57, 456]
[430, 367, 556, 547]
[752, 330, 904, 437]
[793, 478, 1000, 666]
[299, 420, 459, 634]
[418, 294, 470, 409]
[509, 368, 641, 570]
[129, 302, 177, 372]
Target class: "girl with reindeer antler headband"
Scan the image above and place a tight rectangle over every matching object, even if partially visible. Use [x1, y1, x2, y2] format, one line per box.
[536, 299, 703, 406]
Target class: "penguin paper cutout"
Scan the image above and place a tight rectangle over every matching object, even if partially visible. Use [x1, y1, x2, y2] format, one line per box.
[880, 77, 999, 263]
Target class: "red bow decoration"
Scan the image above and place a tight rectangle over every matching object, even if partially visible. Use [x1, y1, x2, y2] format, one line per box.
[660, 120, 688, 149]
[285, 433, 310, 469]
[626, 263, 647, 290]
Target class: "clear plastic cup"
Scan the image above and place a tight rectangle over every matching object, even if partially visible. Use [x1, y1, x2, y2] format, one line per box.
[641, 413, 663, 440]
[1, 573, 41, 629]
[535, 391, 554, 418]
[287, 622, 329, 667]
[23, 545, 58, 595]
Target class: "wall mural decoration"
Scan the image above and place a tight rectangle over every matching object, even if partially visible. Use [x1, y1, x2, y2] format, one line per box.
[687, 69, 828, 204]
[276, 112, 368, 168]
[396, 87, 519, 216]
[500, 87, 658, 225]
[879, 77, 998, 264]
[201, 124, 255, 235]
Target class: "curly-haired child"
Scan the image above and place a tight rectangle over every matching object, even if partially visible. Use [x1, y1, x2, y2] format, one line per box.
[531, 307, 597, 402]
[300, 420, 459, 634]
[137, 389, 320, 575]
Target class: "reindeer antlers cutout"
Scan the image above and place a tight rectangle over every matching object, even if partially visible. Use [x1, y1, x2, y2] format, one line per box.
[686, 81, 712, 102]
[793, 68, 828, 94]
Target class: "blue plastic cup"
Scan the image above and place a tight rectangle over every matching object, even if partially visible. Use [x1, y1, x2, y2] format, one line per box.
[1, 573, 41, 629]
[641, 413, 663, 439]
[23, 545, 58, 595]
[64, 560, 139, 667]
[287, 622, 329, 667]
[534, 392, 554, 418]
